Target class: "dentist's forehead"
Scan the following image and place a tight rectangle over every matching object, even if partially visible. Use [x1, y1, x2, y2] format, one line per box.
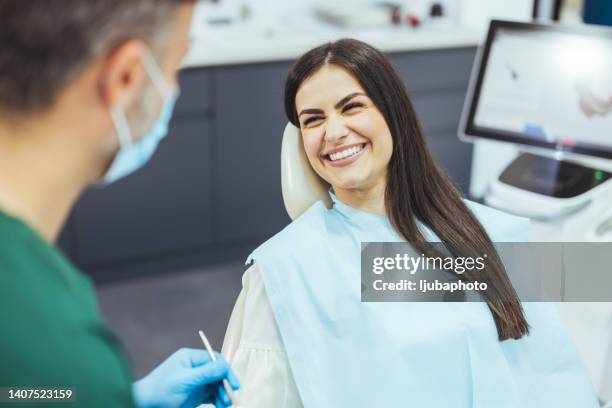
[295, 65, 366, 109]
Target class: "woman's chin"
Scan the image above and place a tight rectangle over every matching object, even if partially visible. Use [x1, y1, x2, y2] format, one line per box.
[329, 178, 370, 192]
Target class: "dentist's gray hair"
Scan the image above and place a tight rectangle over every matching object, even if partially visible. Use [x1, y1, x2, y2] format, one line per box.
[0, 0, 193, 114]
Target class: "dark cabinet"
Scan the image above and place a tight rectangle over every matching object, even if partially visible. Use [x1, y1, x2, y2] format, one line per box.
[174, 69, 213, 117]
[72, 119, 213, 267]
[388, 47, 476, 92]
[427, 133, 473, 191]
[214, 62, 292, 243]
[411, 89, 468, 135]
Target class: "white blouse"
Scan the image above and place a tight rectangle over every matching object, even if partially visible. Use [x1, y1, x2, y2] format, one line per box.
[220, 263, 303, 408]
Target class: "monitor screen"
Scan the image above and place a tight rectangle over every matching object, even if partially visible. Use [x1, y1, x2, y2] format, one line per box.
[462, 20, 612, 160]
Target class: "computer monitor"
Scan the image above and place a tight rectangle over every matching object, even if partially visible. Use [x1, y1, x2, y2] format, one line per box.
[461, 20, 612, 161]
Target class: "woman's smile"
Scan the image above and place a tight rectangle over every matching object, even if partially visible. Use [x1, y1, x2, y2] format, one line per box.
[323, 142, 368, 167]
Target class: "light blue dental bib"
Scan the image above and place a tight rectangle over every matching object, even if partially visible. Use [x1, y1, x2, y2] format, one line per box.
[247, 195, 597, 407]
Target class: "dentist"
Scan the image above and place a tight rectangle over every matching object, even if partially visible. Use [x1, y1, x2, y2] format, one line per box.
[0, 1, 238, 407]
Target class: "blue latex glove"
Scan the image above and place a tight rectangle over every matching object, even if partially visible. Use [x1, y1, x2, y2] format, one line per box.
[132, 348, 240, 408]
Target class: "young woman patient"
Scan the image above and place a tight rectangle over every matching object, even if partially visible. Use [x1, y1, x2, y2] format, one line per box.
[221, 39, 597, 407]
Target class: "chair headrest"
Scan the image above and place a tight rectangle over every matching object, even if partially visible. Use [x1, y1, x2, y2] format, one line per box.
[281, 122, 332, 220]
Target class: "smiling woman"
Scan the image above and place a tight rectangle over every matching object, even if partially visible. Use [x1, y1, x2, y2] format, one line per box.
[296, 68, 392, 206]
[285, 39, 527, 340]
[220, 39, 598, 407]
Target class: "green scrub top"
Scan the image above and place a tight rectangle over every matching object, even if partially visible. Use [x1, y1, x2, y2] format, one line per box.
[0, 210, 135, 407]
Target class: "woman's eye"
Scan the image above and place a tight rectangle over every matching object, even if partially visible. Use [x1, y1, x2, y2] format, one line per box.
[343, 102, 363, 112]
[303, 116, 322, 126]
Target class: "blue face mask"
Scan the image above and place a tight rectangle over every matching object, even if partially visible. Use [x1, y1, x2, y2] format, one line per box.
[99, 50, 179, 185]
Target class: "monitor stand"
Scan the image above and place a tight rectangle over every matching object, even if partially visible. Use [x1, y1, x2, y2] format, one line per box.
[484, 152, 612, 221]
[498, 152, 611, 199]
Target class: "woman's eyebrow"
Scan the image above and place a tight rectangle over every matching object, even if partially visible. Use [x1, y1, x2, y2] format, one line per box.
[334, 92, 365, 109]
[298, 108, 324, 117]
[298, 92, 366, 117]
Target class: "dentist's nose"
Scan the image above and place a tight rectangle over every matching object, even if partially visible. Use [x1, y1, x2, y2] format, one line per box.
[324, 116, 349, 144]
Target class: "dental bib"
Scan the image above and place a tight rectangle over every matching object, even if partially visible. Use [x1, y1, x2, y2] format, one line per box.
[246, 192, 597, 407]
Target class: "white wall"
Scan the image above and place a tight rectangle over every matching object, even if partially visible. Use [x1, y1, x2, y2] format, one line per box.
[196, 0, 533, 31]
[459, 0, 532, 34]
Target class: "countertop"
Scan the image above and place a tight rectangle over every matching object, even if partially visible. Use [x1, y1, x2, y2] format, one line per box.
[182, 9, 482, 68]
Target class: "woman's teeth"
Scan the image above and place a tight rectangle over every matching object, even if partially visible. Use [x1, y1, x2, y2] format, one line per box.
[328, 144, 364, 161]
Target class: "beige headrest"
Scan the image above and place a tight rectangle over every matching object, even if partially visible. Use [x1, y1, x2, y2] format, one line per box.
[281, 122, 332, 220]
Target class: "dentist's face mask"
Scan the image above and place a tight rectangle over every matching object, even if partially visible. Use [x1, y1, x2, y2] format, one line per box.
[99, 49, 179, 185]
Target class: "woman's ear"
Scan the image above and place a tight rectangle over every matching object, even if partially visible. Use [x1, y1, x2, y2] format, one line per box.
[281, 122, 332, 220]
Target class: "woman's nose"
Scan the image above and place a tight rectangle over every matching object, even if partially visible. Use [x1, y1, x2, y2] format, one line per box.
[324, 116, 349, 144]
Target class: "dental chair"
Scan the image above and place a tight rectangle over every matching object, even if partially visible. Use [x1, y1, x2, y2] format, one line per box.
[281, 122, 332, 220]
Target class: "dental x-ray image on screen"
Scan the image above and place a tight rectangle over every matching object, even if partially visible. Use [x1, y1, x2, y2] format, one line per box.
[465, 20, 612, 160]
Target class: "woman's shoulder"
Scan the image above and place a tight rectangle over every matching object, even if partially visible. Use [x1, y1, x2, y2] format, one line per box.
[463, 199, 530, 242]
[237, 264, 286, 350]
[247, 200, 331, 262]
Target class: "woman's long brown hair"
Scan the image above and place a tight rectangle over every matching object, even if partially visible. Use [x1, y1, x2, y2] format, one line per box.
[284, 39, 529, 341]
